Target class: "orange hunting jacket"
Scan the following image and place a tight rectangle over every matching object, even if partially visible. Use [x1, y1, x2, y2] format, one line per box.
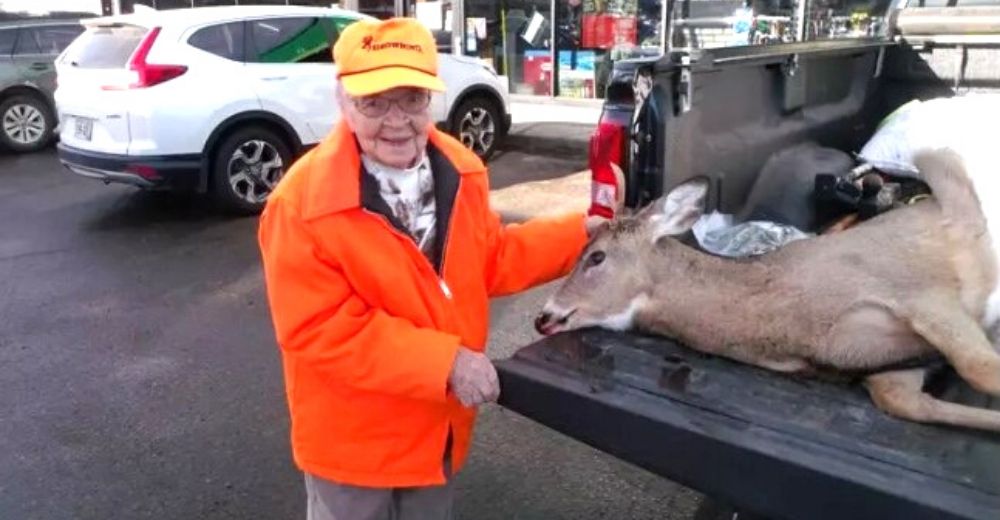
[258, 120, 588, 488]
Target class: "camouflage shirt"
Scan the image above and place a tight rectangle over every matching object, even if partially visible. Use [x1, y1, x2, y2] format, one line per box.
[362, 154, 436, 261]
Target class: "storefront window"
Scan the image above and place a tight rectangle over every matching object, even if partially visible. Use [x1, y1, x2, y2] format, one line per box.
[510, 3, 554, 95]
[126, 0, 339, 10]
[460, 0, 666, 99]
[554, 0, 606, 99]
[414, 0, 456, 53]
[355, 0, 400, 19]
[669, 0, 891, 50]
[803, 0, 891, 40]
[670, 0, 797, 49]
[457, 0, 551, 95]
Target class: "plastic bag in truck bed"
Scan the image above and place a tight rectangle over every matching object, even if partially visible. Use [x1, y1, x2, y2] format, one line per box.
[693, 211, 813, 257]
[859, 93, 1000, 178]
[860, 93, 1000, 272]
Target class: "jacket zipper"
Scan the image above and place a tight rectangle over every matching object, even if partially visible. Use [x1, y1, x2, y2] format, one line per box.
[362, 208, 454, 301]
[436, 181, 459, 300]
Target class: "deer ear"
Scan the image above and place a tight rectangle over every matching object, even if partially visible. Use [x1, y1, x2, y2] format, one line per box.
[647, 178, 708, 240]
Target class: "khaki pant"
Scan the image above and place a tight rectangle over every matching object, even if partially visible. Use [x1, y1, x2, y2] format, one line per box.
[305, 473, 454, 520]
[305, 435, 454, 520]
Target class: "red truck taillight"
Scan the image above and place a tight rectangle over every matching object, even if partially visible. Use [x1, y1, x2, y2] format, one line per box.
[588, 120, 625, 218]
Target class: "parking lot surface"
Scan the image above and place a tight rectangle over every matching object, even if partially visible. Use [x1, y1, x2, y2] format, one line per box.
[0, 146, 699, 519]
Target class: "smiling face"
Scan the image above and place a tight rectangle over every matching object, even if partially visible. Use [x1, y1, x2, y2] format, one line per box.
[338, 85, 432, 169]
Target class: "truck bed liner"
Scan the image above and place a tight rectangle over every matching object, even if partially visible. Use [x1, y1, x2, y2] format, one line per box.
[495, 329, 1000, 520]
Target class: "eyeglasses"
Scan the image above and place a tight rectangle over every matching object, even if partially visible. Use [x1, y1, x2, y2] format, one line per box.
[353, 90, 432, 117]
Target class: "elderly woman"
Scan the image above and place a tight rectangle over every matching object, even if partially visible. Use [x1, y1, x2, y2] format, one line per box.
[258, 17, 602, 520]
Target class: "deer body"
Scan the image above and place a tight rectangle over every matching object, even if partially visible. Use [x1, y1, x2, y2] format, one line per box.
[538, 150, 1000, 432]
[642, 204, 993, 372]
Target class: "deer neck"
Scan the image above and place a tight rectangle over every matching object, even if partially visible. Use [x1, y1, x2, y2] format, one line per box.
[637, 240, 779, 347]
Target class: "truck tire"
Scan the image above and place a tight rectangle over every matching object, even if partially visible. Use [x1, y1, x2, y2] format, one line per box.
[210, 125, 291, 215]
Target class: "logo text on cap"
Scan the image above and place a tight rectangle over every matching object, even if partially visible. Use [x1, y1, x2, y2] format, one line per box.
[361, 35, 422, 53]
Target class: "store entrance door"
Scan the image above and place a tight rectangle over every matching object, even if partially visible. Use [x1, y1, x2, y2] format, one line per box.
[507, 3, 553, 96]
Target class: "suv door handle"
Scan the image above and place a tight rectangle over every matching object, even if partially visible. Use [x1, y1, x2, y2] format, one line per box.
[261, 76, 287, 81]
[30, 62, 49, 70]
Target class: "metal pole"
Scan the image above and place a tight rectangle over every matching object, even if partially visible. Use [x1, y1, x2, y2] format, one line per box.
[549, 0, 556, 97]
[661, 0, 671, 52]
[452, 0, 464, 56]
[796, 0, 808, 42]
[501, 5, 508, 75]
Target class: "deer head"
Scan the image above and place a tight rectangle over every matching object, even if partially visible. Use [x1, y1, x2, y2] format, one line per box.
[535, 178, 710, 335]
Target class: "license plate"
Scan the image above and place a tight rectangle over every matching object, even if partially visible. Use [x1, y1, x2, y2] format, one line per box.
[74, 117, 93, 141]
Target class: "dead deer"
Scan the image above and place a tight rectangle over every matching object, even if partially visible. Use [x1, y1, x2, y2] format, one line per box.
[536, 149, 1000, 432]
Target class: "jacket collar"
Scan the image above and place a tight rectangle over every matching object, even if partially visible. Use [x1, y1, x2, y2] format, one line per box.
[357, 144, 460, 274]
[301, 120, 483, 221]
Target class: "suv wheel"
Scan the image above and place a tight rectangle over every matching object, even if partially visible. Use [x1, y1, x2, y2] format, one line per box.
[210, 126, 291, 215]
[0, 94, 54, 153]
[450, 97, 500, 161]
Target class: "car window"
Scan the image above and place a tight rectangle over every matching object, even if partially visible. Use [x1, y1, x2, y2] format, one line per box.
[13, 25, 83, 55]
[0, 29, 16, 56]
[61, 25, 148, 68]
[12, 27, 41, 55]
[189, 22, 246, 62]
[249, 17, 332, 64]
[37, 25, 85, 53]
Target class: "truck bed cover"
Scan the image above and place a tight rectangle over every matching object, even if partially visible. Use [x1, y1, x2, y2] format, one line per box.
[496, 329, 1000, 520]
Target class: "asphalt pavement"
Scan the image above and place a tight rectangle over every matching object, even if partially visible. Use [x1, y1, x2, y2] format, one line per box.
[0, 139, 700, 519]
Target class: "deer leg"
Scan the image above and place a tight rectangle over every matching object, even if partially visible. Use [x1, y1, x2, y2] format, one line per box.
[865, 369, 1000, 432]
[905, 301, 1000, 396]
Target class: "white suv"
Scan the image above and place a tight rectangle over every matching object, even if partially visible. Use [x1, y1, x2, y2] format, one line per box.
[54, 5, 510, 213]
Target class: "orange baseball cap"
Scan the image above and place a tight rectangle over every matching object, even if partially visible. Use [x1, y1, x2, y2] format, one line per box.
[334, 17, 447, 97]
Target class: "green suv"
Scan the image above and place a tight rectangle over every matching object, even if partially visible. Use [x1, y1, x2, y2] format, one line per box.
[0, 19, 85, 153]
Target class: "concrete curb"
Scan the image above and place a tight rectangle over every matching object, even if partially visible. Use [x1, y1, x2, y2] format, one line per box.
[501, 123, 594, 157]
[509, 94, 605, 107]
[489, 169, 591, 222]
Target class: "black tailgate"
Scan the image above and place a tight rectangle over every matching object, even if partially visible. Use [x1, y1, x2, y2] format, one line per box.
[495, 329, 1000, 520]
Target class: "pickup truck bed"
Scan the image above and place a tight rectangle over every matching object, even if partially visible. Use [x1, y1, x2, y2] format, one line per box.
[496, 329, 1000, 520]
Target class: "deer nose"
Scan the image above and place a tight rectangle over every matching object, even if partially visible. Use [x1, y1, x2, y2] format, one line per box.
[534, 311, 554, 334]
[535, 308, 574, 335]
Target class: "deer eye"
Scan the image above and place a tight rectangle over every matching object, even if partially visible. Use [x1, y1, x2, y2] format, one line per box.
[585, 251, 606, 268]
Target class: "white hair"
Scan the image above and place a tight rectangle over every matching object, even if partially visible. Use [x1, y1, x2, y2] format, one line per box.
[335, 79, 347, 108]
